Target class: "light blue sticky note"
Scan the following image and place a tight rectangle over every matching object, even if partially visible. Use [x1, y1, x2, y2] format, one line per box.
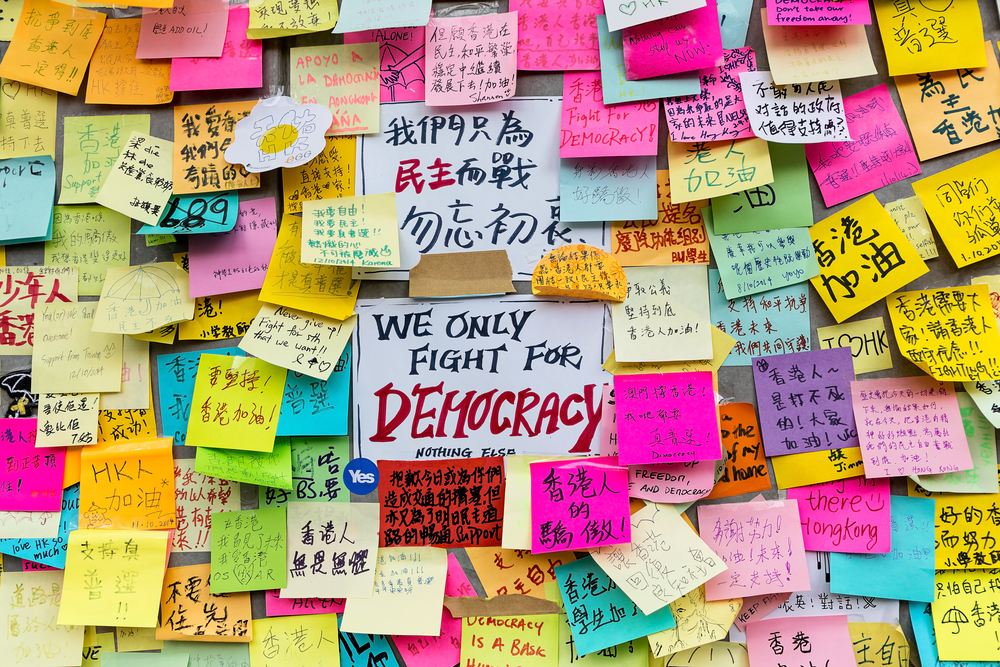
[716, 0, 753, 49]
[339, 616, 404, 667]
[0, 484, 79, 569]
[910, 602, 999, 667]
[0, 156, 56, 242]
[556, 556, 675, 657]
[136, 191, 239, 234]
[597, 16, 701, 104]
[333, 0, 431, 33]
[704, 207, 820, 300]
[277, 344, 351, 436]
[709, 268, 811, 367]
[157, 347, 244, 445]
[560, 156, 658, 223]
[829, 495, 935, 602]
[163, 641, 249, 667]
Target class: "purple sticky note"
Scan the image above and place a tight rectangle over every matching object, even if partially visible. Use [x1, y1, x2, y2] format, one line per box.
[187, 197, 278, 298]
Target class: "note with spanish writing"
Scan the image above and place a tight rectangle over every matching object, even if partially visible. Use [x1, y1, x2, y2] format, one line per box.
[79, 437, 175, 530]
[663, 48, 756, 143]
[873, 0, 985, 76]
[760, 9, 876, 85]
[32, 301, 122, 394]
[0, 79, 56, 160]
[91, 262, 195, 335]
[619, 0, 722, 79]
[290, 43, 380, 135]
[666, 138, 773, 205]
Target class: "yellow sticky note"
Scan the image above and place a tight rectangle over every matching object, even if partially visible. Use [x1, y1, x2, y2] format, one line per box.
[0, 570, 85, 666]
[173, 101, 259, 195]
[612, 170, 710, 267]
[31, 301, 123, 394]
[247, 0, 338, 38]
[100, 336, 150, 411]
[291, 44, 379, 136]
[179, 290, 262, 341]
[83, 627, 114, 667]
[301, 193, 399, 268]
[461, 614, 559, 667]
[932, 569, 1000, 660]
[282, 136, 355, 214]
[895, 42, 1000, 161]
[771, 447, 866, 489]
[60, 115, 150, 204]
[810, 194, 929, 323]
[186, 354, 286, 452]
[760, 8, 877, 85]
[97, 384, 157, 443]
[58, 529, 170, 628]
[250, 615, 340, 667]
[873, 0, 986, 77]
[848, 624, 908, 667]
[817, 317, 894, 375]
[341, 547, 448, 636]
[238, 304, 355, 380]
[92, 262, 195, 335]
[85, 19, 172, 106]
[260, 214, 359, 321]
[95, 132, 174, 225]
[0, 265, 78, 355]
[37, 393, 99, 447]
[466, 547, 576, 600]
[883, 196, 938, 260]
[972, 274, 1000, 328]
[115, 627, 163, 652]
[912, 149, 1000, 267]
[886, 284, 1000, 381]
[604, 325, 736, 376]
[647, 587, 741, 658]
[0, 0, 106, 95]
[0, 78, 56, 159]
[79, 437, 176, 530]
[46, 206, 131, 296]
[665, 138, 773, 205]
[0, 0, 23, 40]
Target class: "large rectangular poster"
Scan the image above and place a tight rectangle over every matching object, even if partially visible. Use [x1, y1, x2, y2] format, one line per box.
[352, 295, 609, 461]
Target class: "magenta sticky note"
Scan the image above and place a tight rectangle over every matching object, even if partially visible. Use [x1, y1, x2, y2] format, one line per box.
[663, 47, 756, 142]
[136, 0, 230, 59]
[627, 460, 717, 502]
[530, 456, 630, 554]
[787, 477, 891, 553]
[600, 383, 617, 456]
[187, 197, 278, 298]
[747, 615, 857, 667]
[613, 371, 722, 465]
[169, 6, 263, 92]
[621, 0, 723, 80]
[698, 499, 810, 601]
[561, 71, 659, 158]
[768, 0, 871, 25]
[265, 590, 346, 616]
[0, 419, 64, 511]
[511, 0, 602, 70]
[851, 376, 973, 478]
[344, 27, 426, 102]
[805, 83, 920, 207]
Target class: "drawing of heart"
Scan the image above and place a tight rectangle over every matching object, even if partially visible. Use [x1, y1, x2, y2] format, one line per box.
[619, 1, 637, 14]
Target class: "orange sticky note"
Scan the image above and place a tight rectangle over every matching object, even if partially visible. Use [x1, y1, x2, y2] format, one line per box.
[79, 437, 177, 530]
[157, 562, 252, 642]
[86, 19, 173, 106]
[0, 0, 106, 95]
[172, 101, 260, 194]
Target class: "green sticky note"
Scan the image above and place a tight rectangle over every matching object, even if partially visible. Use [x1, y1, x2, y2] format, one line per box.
[45, 205, 131, 296]
[710, 143, 813, 234]
[195, 438, 293, 490]
[162, 641, 249, 667]
[144, 233, 176, 246]
[102, 655, 189, 667]
[210, 507, 287, 593]
[262, 436, 349, 507]
[60, 115, 150, 205]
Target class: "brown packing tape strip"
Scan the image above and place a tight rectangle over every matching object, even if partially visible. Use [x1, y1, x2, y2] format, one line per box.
[409, 250, 515, 298]
[444, 595, 561, 617]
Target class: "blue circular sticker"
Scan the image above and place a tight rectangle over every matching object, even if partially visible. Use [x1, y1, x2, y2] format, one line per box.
[344, 458, 379, 495]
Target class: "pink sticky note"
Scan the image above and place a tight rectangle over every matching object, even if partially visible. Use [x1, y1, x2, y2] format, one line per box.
[599, 383, 617, 456]
[851, 377, 972, 479]
[621, 0, 723, 80]
[627, 460, 717, 502]
[136, 0, 230, 59]
[530, 456, 631, 554]
[698, 499, 810, 601]
[805, 83, 920, 207]
[733, 592, 791, 631]
[613, 371, 722, 465]
[187, 197, 278, 298]
[425, 13, 519, 106]
[511, 0, 602, 71]
[0, 419, 64, 511]
[768, 0, 871, 25]
[392, 553, 474, 667]
[169, 6, 262, 92]
[747, 615, 857, 667]
[787, 477, 891, 553]
[22, 560, 57, 571]
[663, 47, 756, 142]
[265, 590, 346, 616]
[561, 71, 659, 158]
[344, 27, 426, 102]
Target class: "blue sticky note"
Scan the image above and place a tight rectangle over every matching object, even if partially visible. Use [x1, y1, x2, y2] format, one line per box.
[0, 156, 56, 242]
[597, 16, 701, 104]
[339, 616, 403, 667]
[277, 344, 351, 436]
[709, 268, 811, 366]
[0, 484, 79, 569]
[556, 556, 674, 656]
[910, 602, 999, 667]
[829, 495, 936, 602]
[136, 191, 238, 234]
[716, 0, 753, 48]
[560, 156, 658, 223]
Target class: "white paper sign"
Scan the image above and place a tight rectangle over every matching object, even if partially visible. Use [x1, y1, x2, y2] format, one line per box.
[352, 295, 609, 461]
[739, 71, 851, 144]
[603, 0, 707, 32]
[356, 99, 607, 280]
